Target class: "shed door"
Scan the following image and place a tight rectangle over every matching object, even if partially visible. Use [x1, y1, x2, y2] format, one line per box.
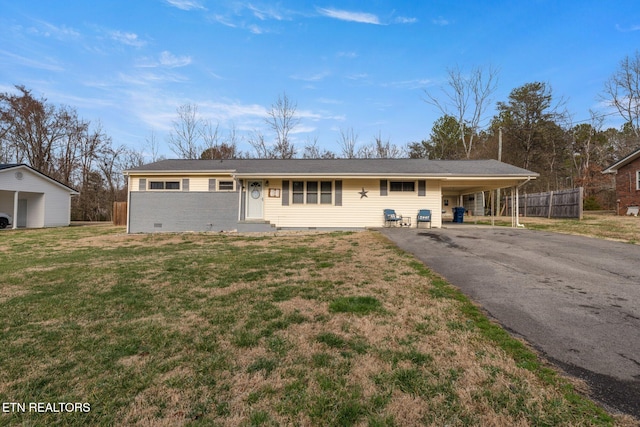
[246, 181, 263, 219]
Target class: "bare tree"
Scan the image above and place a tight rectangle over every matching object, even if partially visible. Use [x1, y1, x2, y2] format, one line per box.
[265, 92, 299, 159]
[200, 119, 220, 159]
[248, 130, 272, 158]
[601, 51, 640, 138]
[338, 127, 359, 158]
[167, 103, 203, 159]
[373, 131, 404, 158]
[145, 130, 164, 163]
[0, 86, 67, 175]
[302, 136, 335, 159]
[424, 65, 499, 158]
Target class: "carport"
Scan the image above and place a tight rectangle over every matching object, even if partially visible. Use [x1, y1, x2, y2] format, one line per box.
[0, 164, 79, 229]
[439, 175, 534, 226]
[0, 190, 45, 228]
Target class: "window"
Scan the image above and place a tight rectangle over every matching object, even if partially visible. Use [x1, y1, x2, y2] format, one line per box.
[290, 180, 333, 204]
[637, 171, 640, 191]
[149, 181, 180, 190]
[306, 181, 318, 204]
[218, 180, 234, 191]
[320, 181, 332, 204]
[389, 181, 415, 192]
[292, 181, 304, 204]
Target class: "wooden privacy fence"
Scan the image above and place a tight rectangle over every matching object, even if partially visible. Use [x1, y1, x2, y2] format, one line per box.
[505, 187, 583, 219]
[113, 202, 127, 226]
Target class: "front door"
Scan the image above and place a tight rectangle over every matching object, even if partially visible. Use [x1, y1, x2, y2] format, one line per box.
[246, 180, 264, 219]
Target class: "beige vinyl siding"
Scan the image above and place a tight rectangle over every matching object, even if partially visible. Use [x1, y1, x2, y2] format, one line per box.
[130, 175, 235, 192]
[264, 179, 442, 228]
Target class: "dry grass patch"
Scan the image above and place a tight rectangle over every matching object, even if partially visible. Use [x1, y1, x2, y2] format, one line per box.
[0, 226, 625, 426]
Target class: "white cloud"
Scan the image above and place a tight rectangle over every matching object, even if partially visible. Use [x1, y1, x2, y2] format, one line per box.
[248, 24, 265, 34]
[337, 51, 358, 59]
[432, 16, 450, 26]
[110, 30, 146, 47]
[247, 4, 285, 21]
[134, 51, 192, 69]
[28, 20, 80, 40]
[383, 78, 432, 90]
[317, 7, 381, 25]
[159, 51, 192, 68]
[290, 71, 331, 82]
[615, 23, 640, 32]
[395, 16, 417, 24]
[211, 14, 237, 28]
[317, 97, 343, 105]
[165, 0, 206, 11]
[346, 73, 369, 80]
[0, 49, 64, 72]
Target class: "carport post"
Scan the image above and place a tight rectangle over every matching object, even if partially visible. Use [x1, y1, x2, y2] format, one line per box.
[516, 185, 521, 227]
[511, 187, 516, 228]
[491, 189, 495, 226]
[12, 191, 18, 230]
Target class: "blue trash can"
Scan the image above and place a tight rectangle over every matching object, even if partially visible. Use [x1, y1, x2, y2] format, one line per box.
[453, 207, 465, 223]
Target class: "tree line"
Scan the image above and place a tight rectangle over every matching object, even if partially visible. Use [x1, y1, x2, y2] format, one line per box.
[2, 51, 639, 217]
[0, 86, 144, 221]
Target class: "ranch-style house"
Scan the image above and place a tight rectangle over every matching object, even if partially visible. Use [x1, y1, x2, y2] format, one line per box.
[123, 158, 538, 233]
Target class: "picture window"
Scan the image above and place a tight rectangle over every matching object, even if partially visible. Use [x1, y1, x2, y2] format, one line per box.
[291, 180, 333, 204]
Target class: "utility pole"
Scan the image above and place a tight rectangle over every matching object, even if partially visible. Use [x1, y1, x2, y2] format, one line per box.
[498, 126, 503, 162]
[496, 127, 503, 219]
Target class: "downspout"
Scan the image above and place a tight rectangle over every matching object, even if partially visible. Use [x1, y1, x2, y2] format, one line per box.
[516, 177, 533, 227]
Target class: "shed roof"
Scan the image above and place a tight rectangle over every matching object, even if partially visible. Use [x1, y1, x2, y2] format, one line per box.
[124, 158, 538, 178]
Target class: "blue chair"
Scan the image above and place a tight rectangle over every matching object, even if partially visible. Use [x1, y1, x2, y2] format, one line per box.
[417, 209, 432, 228]
[383, 209, 402, 227]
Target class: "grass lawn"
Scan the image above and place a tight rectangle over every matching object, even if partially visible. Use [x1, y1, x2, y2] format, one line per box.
[0, 225, 630, 426]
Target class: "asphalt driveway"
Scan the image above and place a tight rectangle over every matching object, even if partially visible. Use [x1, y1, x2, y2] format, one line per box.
[380, 225, 640, 418]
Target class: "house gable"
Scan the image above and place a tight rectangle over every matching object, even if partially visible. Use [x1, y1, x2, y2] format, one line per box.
[603, 148, 640, 214]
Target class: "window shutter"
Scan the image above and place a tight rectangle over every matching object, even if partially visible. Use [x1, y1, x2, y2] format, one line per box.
[282, 180, 289, 206]
[139, 178, 146, 191]
[418, 180, 426, 196]
[182, 178, 189, 191]
[335, 180, 342, 206]
[380, 180, 387, 196]
[209, 179, 217, 191]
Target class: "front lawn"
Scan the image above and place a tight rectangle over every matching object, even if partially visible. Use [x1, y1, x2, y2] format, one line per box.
[0, 225, 624, 425]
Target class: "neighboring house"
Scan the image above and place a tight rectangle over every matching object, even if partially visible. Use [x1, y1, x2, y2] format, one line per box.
[603, 147, 640, 215]
[0, 164, 79, 229]
[123, 158, 538, 233]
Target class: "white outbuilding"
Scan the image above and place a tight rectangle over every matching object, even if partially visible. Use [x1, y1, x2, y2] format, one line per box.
[0, 164, 79, 229]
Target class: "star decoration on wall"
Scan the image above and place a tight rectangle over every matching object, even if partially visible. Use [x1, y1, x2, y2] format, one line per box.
[359, 188, 368, 198]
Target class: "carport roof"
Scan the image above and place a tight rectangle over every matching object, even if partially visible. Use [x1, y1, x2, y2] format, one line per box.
[124, 158, 538, 178]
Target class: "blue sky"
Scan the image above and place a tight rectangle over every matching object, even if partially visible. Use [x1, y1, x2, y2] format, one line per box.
[1, 1, 639, 159]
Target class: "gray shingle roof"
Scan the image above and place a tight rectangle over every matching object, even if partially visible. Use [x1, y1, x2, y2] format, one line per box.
[0, 164, 22, 171]
[124, 158, 538, 177]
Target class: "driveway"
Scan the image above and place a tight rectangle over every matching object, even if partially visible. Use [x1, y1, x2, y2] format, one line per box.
[380, 226, 640, 418]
